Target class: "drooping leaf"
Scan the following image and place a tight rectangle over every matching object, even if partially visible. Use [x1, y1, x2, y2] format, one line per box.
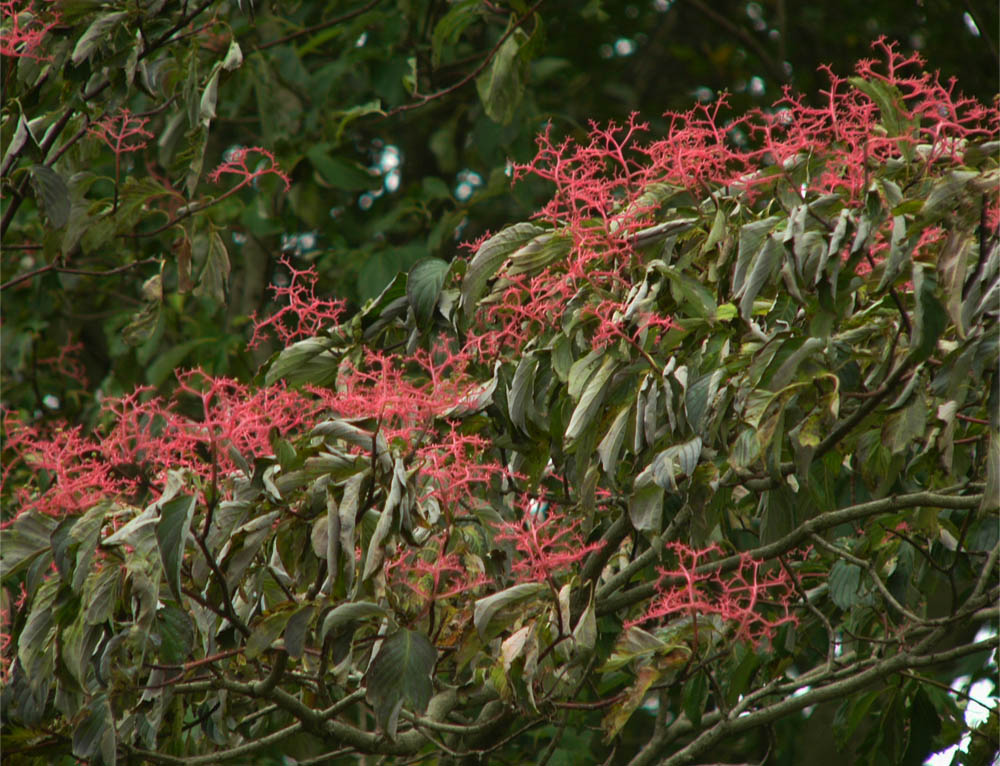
[72, 693, 116, 766]
[319, 601, 388, 645]
[476, 29, 529, 124]
[474, 582, 547, 640]
[431, 0, 481, 67]
[193, 230, 230, 304]
[829, 560, 864, 610]
[365, 628, 437, 740]
[739, 234, 784, 320]
[155, 603, 195, 665]
[461, 223, 547, 320]
[29, 165, 70, 229]
[407, 257, 449, 329]
[0, 510, 57, 579]
[284, 605, 315, 660]
[246, 609, 294, 660]
[70, 11, 128, 65]
[565, 355, 617, 444]
[629, 466, 664, 532]
[155, 491, 197, 601]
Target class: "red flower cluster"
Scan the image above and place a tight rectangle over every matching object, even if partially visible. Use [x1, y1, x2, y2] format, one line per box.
[627, 543, 798, 646]
[2, 373, 327, 522]
[248, 256, 346, 348]
[208, 146, 291, 192]
[0, 0, 58, 60]
[88, 109, 154, 157]
[495, 503, 606, 584]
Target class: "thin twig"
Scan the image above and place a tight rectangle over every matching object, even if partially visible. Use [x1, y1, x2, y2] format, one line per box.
[1, 257, 160, 292]
[384, 0, 546, 118]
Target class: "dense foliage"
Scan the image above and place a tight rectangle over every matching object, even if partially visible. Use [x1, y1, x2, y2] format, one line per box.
[2, 1, 999, 765]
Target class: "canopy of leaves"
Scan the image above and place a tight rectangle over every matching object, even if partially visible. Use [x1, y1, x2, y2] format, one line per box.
[3, 17, 998, 762]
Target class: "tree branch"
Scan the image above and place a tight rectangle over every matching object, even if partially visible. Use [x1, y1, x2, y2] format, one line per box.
[597, 490, 982, 615]
[383, 0, 546, 118]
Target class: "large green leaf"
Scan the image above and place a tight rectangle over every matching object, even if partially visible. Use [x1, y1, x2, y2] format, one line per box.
[72, 692, 116, 766]
[155, 603, 195, 665]
[407, 257, 449, 329]
[460, 223, 547, 320]
[476, 29, 529, 124]
[246, 609, 294, 660]
[0, 510, 57, 579]
[70, 11, 127, 65]
[431, 0, 481, 66]
[319, 601, 388, 645]
[474, 582, 547, 639]
[29, 165, 70, 229]
[565, 355, 617, 444]
[365, 628, 437, 740]
[155, 491, 197, 601]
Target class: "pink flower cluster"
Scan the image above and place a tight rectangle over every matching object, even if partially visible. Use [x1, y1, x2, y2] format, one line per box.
[0, 0, 58, 60]
[627, 543, 798, 646]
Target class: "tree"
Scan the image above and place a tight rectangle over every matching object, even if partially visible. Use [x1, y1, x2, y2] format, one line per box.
[2, 2, 999, 765]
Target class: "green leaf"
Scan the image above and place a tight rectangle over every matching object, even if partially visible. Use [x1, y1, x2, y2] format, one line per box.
[920, 169, 979, 221]
[366, 628, 437, 740]
[155, 491, 197, 601]
[431, 0, 481, 67]
[980, 428, 1000, 515]
[284, 605, 315, 660]
[738, 234, 784, 320]
[572, 600, 597, 651]
[0, 510, 57, 579]
[328, 101, 385, 145]
[122, 301, 161, 347]
[193, 230, 230, 304]
[30, 165, 70, 229]
[876, 216, 911, 292]
[72, 693, 115, 766]
[733, 215, 782, 297]
[18, 576, 59, 686]
[155, 603, 194, 665]
[246, 609, 293, 660]
[649, 436, 703, 490]
[319, 601, 388, 645]
[629, 466, 664, 532]
[597, 405, 631, 475]
[265, 337, 340, 387]
[146, 337, 214, 387]
[199, 67, 220, 126]
[505, 232, 572, 276]
[685, 369, 723, 435]
[909, 263, 946, 363]
[221, 39, 243, 71]
[461, 222, 547, 320]
[407, 257, 449, 329]
[508, 352, 540, 432]
[565, 355, 617, 444]
[362, 457, 406, 582]
[82, 563, 120, 625]
[474, 582, 547, 640]
[660, 265, 717, 318]
[71, 11, 128, 65]
[683, 671, 708, 728]
[829, 559, 863, 610]
[476, 29, 529, 124]
[848, 76, 909, 137]
[307, 145, 379, 190]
